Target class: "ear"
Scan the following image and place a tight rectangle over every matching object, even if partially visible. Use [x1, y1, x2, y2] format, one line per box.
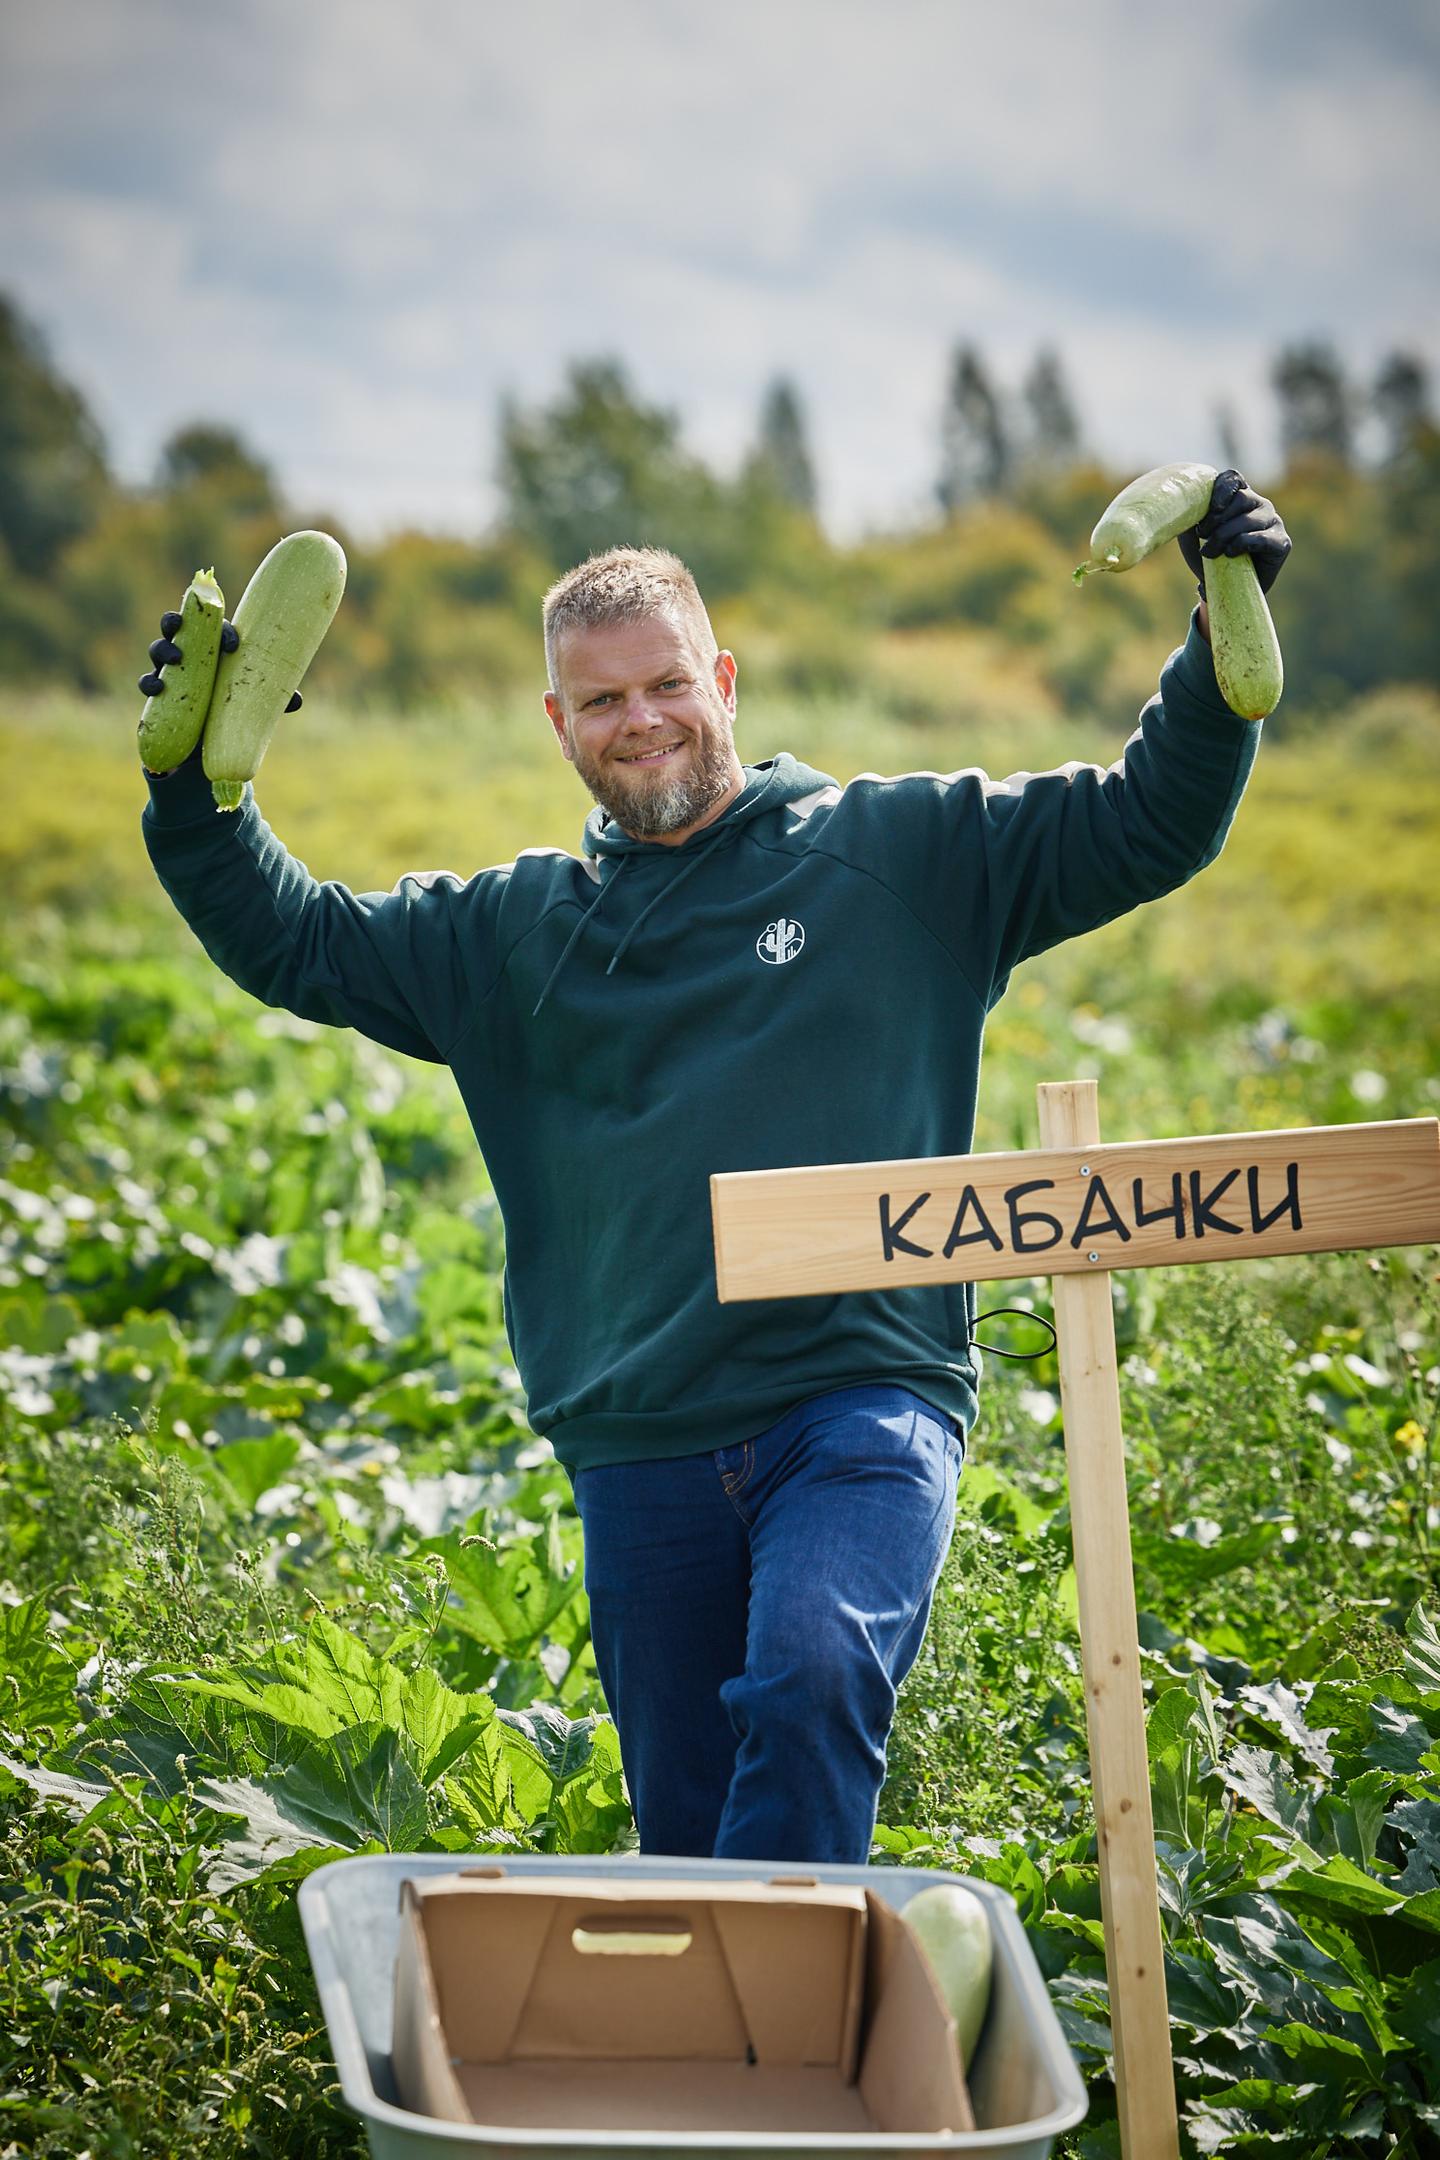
[544, 691, 574, 760]
[714, 649, 738, 717]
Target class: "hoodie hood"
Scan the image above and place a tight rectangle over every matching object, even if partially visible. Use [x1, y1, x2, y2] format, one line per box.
[532, 754, 835, 1018]
[579, 752, 833, 860]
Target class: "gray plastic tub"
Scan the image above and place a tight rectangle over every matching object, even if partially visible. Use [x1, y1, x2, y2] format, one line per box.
[299, 1852, 1088, 2160]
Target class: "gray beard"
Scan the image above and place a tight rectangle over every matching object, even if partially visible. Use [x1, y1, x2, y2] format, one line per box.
[578, 727, 739, 838]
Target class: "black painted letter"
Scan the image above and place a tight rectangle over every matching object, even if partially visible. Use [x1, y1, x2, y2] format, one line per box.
[1071, 1174, 1133, 1250]
[943, 1185, 1004, 1258]
[1248, 1160, 1302, 1235]
[880, 1191, 933, 1262]
[1134, 1172, 1186, 1241]
[1189, 1167, 1244, 1237]
[1006, 1179, 1064, 1254]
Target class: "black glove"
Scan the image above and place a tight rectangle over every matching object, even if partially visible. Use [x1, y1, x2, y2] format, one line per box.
[1178, 470, 1291, 603]
[138, 615, 302, 711]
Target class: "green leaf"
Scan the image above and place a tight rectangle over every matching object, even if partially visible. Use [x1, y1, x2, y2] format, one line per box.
[150, 1670, 349, 1744]
[0, 1750, 108, 1818]
[0, 1594, 80, 1740]
[1237, 1679, 1337, 1777]
[1205, 1896, 1373, 2044]
[438, 1729, 525, 1840]
[1404, 1603, 1440, 1694]
[1219, 1744, 1322, 1850]
[1131, 1520, 1281, 1589]
[1163, 1947, 1245, 2035]
[0, 1293, 85, 1353]
[208, 1431, 302, 1509]
[397, 1664, 498, 1785]
[195, 1774, 338, 1887]
[292, 1612, 410, 1728]
[545, 1720, 631, 1853]
[1390, 1955, 1440, 2075]
[419, 1512, 581, 1658]
[1399, 1887, 1440, 1937]
[1315, 1769, 1394, 1871]
[493, 1701, 611, 1790]
[1365, 1696, 1437, 1775]
[1148, 1683, 1214, 1848]
[251, 1722, 430, 1850]
[1271, 1851, 1403, 1920]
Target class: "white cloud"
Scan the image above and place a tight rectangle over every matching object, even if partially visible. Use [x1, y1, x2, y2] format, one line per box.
[1, 0, 1435, 538]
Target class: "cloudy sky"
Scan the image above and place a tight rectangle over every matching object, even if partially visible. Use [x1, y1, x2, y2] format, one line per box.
[2, 0, 1436, 540]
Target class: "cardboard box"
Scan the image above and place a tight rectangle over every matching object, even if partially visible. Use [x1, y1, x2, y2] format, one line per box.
[391, 1867, 978, 2139]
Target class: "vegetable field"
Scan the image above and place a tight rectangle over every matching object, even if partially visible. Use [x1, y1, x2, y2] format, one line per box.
[3, 686, 1440, 2159]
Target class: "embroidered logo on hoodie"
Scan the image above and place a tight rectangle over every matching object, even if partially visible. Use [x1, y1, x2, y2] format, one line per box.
[757, 916, 806, 965]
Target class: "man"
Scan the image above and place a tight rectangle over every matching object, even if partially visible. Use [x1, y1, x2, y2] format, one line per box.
[138, 471, 1291, 1866]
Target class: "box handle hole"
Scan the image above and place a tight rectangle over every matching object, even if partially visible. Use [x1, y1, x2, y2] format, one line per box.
[571, 1916, 693, 1956]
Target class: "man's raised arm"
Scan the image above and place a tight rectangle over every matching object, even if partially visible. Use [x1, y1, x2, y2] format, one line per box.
[138, 613, 487, 1065]
[830, 474, 1291, 1009]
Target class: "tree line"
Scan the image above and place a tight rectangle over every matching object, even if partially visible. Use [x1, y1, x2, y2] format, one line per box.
[1, 289, 1436, 723]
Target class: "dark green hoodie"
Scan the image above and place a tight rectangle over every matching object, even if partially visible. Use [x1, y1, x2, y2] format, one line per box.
[143, 607, 1258, 1478]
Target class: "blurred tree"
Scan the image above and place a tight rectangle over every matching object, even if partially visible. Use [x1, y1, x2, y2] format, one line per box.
[1371, 350, 1433, 468]
[1020, 347, 1082, 474]
[0, 291, 111, 576]
[744, 376, 818, 516]
[157, 423, 279, 517]
[1272, 339, 1354, 468]
[937, 345, 1011, 515]
[496, 357, 760, 594]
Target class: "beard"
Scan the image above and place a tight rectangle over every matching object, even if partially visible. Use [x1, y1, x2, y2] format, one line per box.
[569, 720, 740, 838]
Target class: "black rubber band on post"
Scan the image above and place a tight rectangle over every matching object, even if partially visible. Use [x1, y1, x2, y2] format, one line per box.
[967, 1306, 1058, 1361]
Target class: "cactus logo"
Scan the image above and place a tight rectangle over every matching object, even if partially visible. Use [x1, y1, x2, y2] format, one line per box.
[757, 916, 806, 966]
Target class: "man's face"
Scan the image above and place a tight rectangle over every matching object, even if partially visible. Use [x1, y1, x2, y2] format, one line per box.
[544, 612, 744, 844]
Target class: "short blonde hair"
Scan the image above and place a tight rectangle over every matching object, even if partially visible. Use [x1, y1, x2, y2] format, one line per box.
[542, 545, 719, 701]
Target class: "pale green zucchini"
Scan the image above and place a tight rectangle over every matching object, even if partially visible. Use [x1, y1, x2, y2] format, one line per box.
[1203, 550, 1284, 720]
[1072, 460, 1283, 719]
[1072, 461, 1217, 578]
[136, 567, 226, 773]
[900, 1882, 993, 2070]
[203, 530, 347, 810]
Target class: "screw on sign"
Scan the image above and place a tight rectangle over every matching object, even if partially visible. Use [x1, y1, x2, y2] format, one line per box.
[710, 1082, 1440, 2160]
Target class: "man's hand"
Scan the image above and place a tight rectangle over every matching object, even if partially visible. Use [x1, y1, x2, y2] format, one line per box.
[1178, 470, 1292, 606]
[138, 613, 301, 776]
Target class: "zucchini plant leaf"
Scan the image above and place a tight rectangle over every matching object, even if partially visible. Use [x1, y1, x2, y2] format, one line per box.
[0, 1593, 81, 1742]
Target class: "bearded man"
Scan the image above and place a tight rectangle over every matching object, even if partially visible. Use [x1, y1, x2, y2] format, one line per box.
[137, 471, 1290, 1864]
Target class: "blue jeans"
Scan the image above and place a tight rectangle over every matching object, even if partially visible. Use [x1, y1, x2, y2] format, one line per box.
[570, 1384, 965, 1866]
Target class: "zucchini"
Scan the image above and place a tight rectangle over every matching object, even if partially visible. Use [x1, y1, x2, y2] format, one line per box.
[136, 567, 226, 773]
[1072, 461, 1217, 578]
[900, 1882, 993, 2070]
[1202, 549, 1284, 721]
[203, 530, 347, 810]
[1072, 461, 1283, 720]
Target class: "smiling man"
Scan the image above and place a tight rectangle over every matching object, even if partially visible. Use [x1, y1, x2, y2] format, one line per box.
[542, 585, 744, 843]
[138, 483, 1290, 1867]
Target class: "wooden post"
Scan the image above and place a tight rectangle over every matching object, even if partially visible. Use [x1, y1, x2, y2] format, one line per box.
[708, 1101, 1440, 2160]
[1036, 1081, 1178, 2160]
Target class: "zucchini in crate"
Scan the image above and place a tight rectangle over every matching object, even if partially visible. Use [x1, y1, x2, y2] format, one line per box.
[1072, 461, 1282, 720]
[136, 567, 227, 773]
[203, 530, 347, 809]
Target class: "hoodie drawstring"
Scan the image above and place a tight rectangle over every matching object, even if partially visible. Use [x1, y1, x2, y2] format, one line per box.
[530, 820, 740, 1019]
[531, 856, 631, 1018]
[604, 826, 732, 978]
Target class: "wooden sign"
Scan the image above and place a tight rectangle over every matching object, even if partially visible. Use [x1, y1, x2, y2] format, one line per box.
[709, 1090, 1440, 2160]
[712, 1116, 1440, 1302]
